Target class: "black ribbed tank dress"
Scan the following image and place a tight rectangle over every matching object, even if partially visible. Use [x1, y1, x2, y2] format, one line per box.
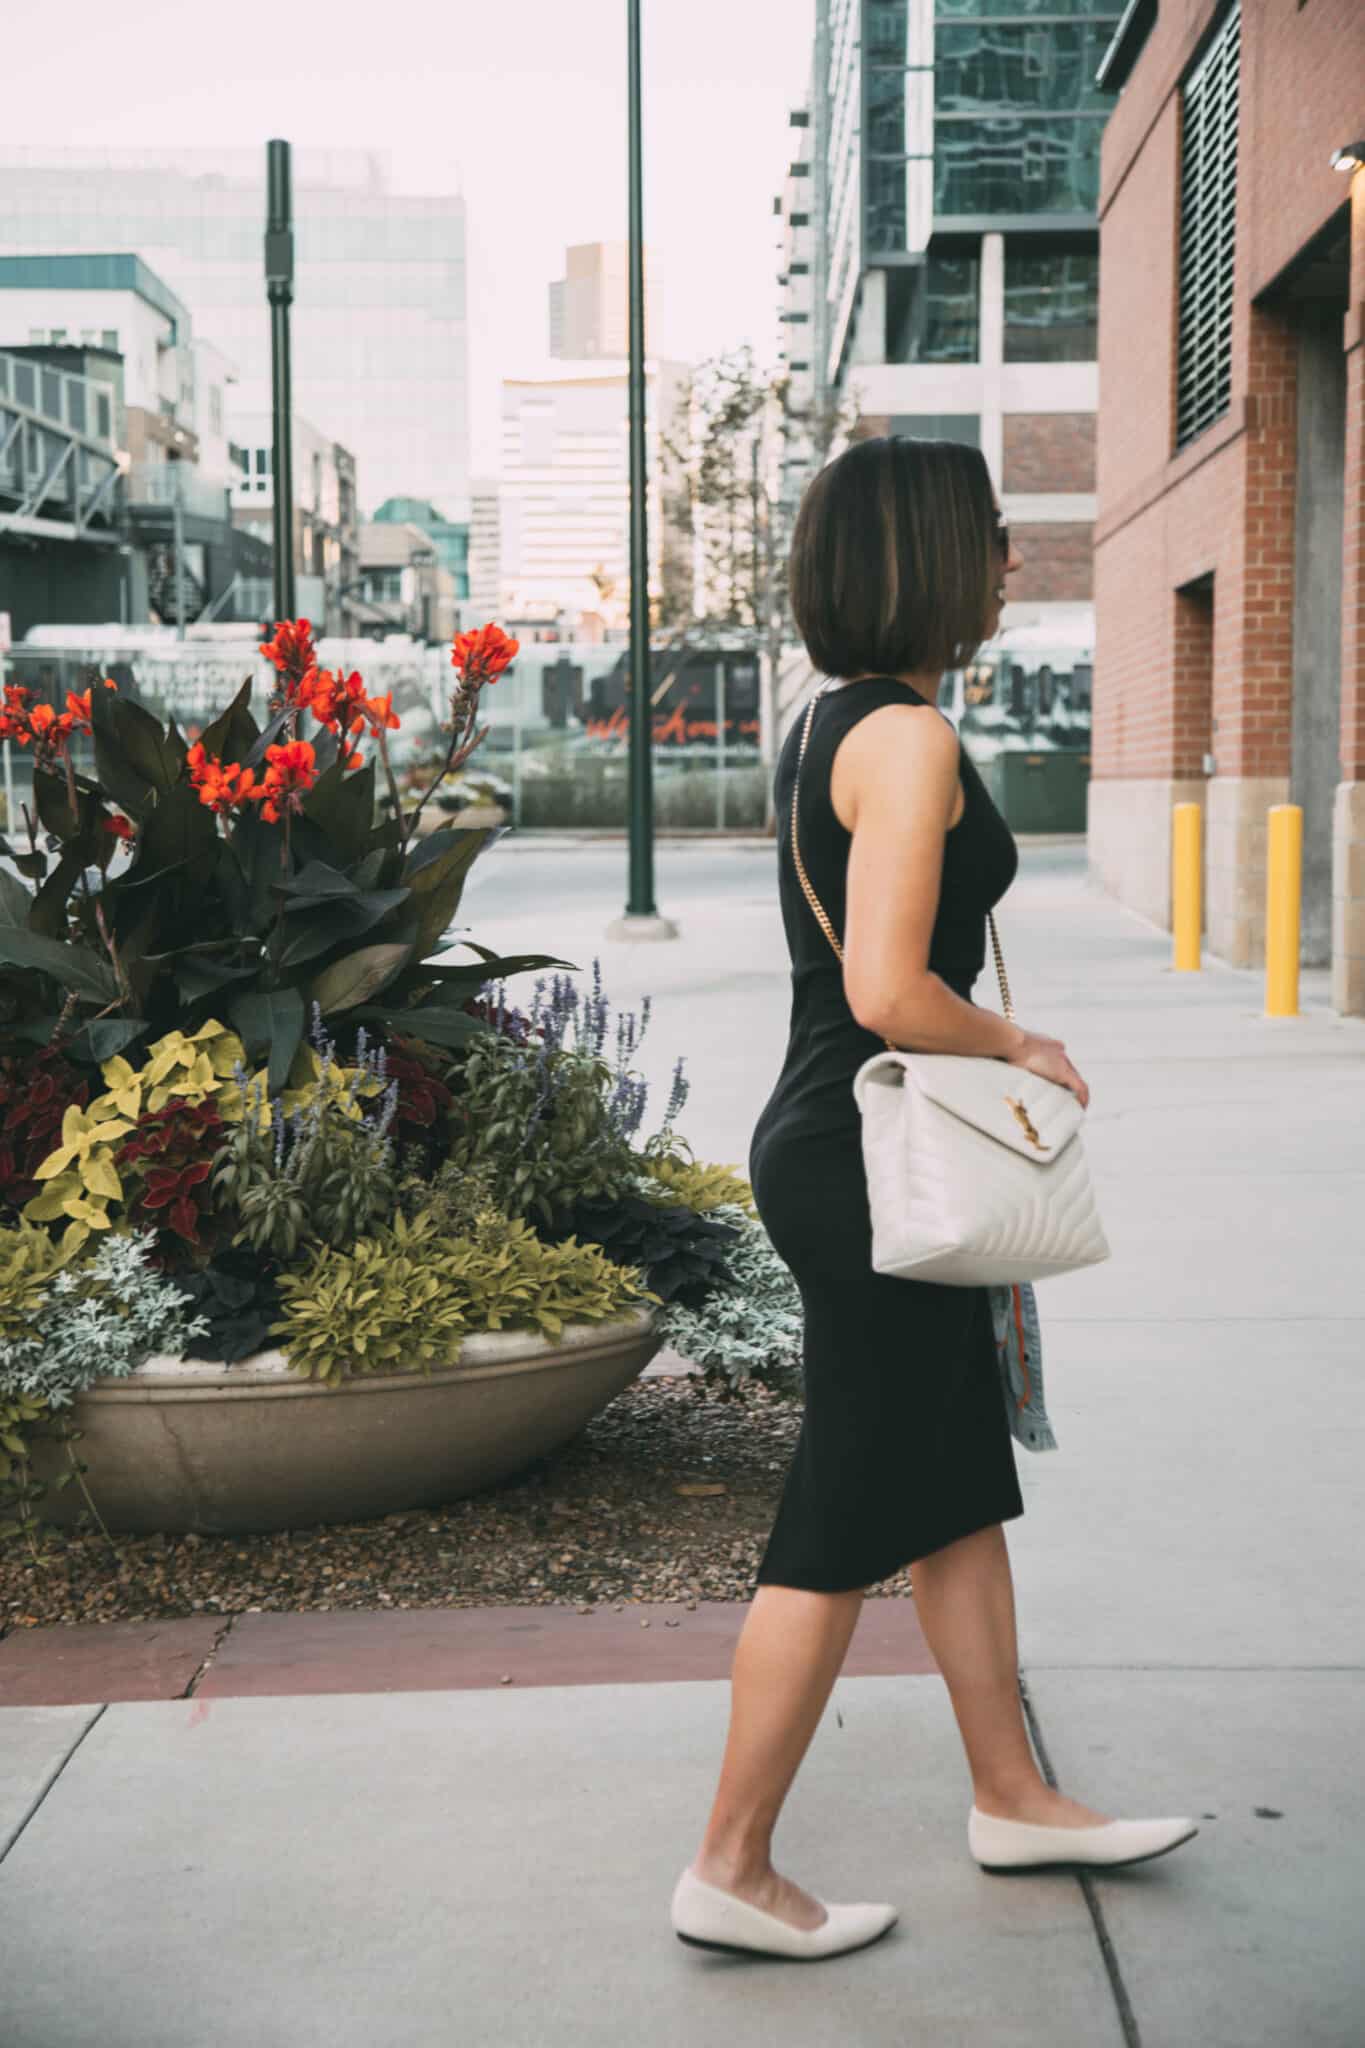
[749, 675, 1025, 1593]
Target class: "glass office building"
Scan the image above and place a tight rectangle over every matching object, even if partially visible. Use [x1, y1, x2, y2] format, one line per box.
[0, 147, 471, 523]
[781, 0, 1116, 800]
[816, 0, 1117, 384]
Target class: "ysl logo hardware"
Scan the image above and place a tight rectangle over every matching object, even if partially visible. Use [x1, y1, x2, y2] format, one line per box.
[1005, 1096, 1048, 1152]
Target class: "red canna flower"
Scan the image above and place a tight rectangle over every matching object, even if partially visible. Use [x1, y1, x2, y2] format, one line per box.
[298, 665, 369, 736]
[256, 737, 318, 822]
[0, 694, 35, 746]
[451, 623, 519, 688]
[187, 741, 259, 816]
[62, 679, 116, 735]
[0, 683, 33, 743]
[259, 618, 318, 696]
[0, 676, 114, 758]
[359, 690, 400, 735]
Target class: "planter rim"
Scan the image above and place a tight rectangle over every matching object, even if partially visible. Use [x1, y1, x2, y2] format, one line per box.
[72, 1304, 658, 1402]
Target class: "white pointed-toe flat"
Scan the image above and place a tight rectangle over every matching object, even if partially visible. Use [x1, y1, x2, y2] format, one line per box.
[968, 1805, 1199, 1873]
[670, 1865, 899, 1961]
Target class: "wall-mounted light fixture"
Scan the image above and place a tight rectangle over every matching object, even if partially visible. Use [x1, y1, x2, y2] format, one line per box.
[1330, 141, 1365, 173]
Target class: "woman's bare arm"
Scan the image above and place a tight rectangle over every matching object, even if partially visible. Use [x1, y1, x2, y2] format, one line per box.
[834, 704, 1029, 1059]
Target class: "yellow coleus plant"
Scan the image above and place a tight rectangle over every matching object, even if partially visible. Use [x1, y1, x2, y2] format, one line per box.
[24, 1016, 385, 1242]
[101, 1019, 249, 1120]
[24, 1099, 137, 1234]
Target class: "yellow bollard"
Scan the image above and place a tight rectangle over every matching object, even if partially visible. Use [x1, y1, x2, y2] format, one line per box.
[1265, 803, 1302, 1017]
[1172, 802, 1202, 971]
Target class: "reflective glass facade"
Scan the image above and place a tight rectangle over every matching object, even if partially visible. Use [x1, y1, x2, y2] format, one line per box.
[933, 5, 1118, 220]
[1003, 246, 1098, 360]
[885, 252, 980, 360]
[861, 0, 933, 266]
[826, 0, 865, 374]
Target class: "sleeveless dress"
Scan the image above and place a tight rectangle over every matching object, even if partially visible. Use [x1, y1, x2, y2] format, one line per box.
[749, 675, 1024, 1593]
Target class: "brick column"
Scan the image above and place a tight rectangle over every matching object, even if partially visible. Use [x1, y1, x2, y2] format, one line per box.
[1332, 172, 1365, 1014]
[1205, 303, 1297, 966]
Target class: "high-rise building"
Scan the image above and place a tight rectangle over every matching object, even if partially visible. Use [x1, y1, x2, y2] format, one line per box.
[465, 477, 503, 629]
[782, 1, 1119, 636]
[774, 96, 821, 522]
[499, 358, 688, 633]
[0, 147, 471, 522]
[548, 242, 661, 361]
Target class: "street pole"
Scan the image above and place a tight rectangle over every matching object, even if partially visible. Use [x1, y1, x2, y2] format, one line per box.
[172, 460, 186, 641]
[607, 0, 677, 940]
[265, 139, 297, 625]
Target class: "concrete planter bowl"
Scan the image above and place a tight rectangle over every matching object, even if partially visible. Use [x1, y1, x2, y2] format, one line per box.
[32, 1308, 660, 1537]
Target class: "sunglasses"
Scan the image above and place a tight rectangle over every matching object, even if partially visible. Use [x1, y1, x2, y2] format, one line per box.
[995, 511, 1010, 558]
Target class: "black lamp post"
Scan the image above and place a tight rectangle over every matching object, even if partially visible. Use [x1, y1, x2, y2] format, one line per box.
[608, 0, 678, 940]
[265, 138, 297, 624]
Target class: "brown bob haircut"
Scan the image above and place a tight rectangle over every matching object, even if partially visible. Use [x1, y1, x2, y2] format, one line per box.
[788, 435, 999, 681]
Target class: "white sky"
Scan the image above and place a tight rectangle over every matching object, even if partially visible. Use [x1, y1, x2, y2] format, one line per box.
[5, 0, 815, 476]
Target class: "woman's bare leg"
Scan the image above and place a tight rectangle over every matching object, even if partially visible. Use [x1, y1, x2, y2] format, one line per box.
[689, 1582, 866, 1929]
[911, 1523, 1110, 1825]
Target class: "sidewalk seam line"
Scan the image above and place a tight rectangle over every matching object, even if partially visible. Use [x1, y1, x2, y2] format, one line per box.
[1019, 1671, 1142, 2048]
[182, 1613, 238, 1698]
[0, 1701, 107, 1868]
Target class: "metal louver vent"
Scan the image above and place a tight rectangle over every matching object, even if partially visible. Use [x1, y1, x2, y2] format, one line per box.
[1175, 3, 1241, 450]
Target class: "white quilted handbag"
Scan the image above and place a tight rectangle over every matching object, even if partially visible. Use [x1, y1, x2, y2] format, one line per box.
[790, 690, 1110, 1287]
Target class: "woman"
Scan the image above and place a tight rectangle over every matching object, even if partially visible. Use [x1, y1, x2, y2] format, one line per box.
[670, 437, 1197, 1964]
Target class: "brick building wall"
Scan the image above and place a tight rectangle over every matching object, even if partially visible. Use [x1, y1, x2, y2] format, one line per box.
[1002, 414, 1096, 494]
[1090, 0, 1365, 995]
[1005, 522, 1094, 602]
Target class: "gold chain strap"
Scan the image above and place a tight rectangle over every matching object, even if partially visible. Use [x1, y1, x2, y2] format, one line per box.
[789, 689, 1015, 1052]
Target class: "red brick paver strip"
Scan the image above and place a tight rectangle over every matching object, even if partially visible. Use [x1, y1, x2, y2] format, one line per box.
[0, 1614, 225, 1707]
[0, 1600, 937, 1706]
[200, 1600, 938, 1697]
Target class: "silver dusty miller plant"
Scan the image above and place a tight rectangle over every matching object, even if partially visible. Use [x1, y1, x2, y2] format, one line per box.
[0, 1229, 207, 1411]
[653, 1201, 804, 1401]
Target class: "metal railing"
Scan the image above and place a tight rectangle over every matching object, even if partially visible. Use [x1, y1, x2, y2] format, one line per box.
[0, 347, 121, 540]
[126, 462, 231, 522]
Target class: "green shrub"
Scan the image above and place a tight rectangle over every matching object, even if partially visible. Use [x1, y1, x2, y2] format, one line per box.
[270, 1217, 472, 1384]
[446, 1027, 637, 1225]
[637, 1152, 757, 1217]
[272, 1205, 657, 1385]
[544, 1187, 740, 1306]
[213, 1069, 399, 1260]
[0, 1221, 74, 1348]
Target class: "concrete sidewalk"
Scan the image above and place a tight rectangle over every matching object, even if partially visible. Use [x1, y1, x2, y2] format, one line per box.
[3, 842, 1364, 2046]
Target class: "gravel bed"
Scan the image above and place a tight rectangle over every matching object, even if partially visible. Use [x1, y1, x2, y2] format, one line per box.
[1, 1374, 916, 1633]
